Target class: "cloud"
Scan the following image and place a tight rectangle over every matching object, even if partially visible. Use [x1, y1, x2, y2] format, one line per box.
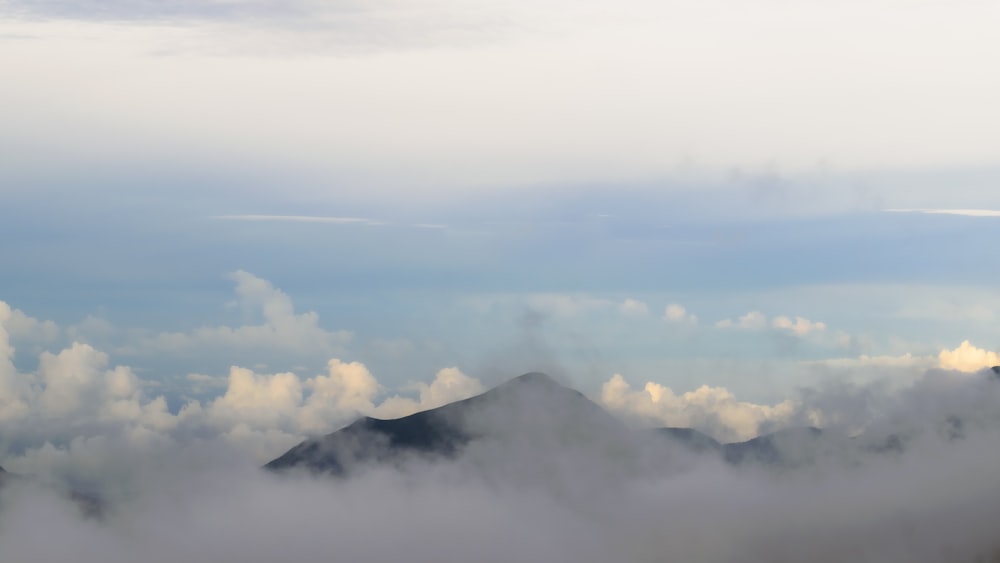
[213, 215, 384, 225]
[716, 311, 829, 338]
[663, 303, 697, 324]
[938, 340, 1000, 373]
[0, 297, 487, 470]
[886, 208, 1000, 218]
[599, 373, 796, 442]
[0, 301, 59, 345]
[3, 0, 325, 22]
[0, 303, 33, 422]
[715, 310, 767, 330]
[619, 298, 650, 317]
[770, 315, 826, 336]
[2, 0, 515, 55]
[206, 366, 305, 432]
[8, 297, 1000, 563]
[373, 367, 485, 420]
[133, 270, 352, 359]
[810, 344, 1000, 374]
[197, 361, 485, 457]
[806, 353, 935, 370]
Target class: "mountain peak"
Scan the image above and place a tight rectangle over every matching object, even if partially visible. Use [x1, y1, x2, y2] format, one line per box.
[506, 372, 559, 386]
[265, 371, 616, 475]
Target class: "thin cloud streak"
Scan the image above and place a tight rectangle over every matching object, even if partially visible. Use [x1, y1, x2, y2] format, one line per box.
[212, 215, 384, 225]
[886, 209, 1000, 218]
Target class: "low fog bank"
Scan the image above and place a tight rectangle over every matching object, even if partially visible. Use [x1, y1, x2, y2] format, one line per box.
[2, 430, 1000, 562]
[4, 370, 1000, 562]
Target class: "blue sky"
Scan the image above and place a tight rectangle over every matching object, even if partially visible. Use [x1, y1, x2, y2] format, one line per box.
[1, 0, 999, 448]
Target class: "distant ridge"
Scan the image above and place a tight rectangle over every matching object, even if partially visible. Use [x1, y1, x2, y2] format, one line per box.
[264, 372, 837, 475]
[265, 370, 991, 476]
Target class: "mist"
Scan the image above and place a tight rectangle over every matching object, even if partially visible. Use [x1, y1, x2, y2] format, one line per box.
[4, 367, 1000, 563]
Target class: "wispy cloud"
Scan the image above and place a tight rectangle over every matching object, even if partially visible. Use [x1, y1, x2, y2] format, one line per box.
[212, 215, 384, 225]
[886, 209, 1000, 218]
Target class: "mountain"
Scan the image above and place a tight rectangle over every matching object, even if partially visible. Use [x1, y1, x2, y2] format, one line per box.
[0, 464, 104, 518]
[264, 372, 890, 476]
[653, 427, 722, 453]
[266, 372, 628, 474]
[722, 427, 825, 465]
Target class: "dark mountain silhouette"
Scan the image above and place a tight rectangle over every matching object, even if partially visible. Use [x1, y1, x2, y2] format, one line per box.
[722, 427, 824, 465]
[656, 426, 840, 466]
[653, 427, 721, 453]
[266, 372, 626, 474]
[268, 370, 997, 476]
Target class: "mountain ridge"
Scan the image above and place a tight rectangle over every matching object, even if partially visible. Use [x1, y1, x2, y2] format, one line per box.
[264, 372, 832, 474]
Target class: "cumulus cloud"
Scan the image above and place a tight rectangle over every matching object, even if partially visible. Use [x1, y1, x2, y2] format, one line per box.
[0, 301, 59, 346]
[715, 310, 768, 330]
[0, 303, 33, 422]
[180, 361, 485, 460]
[8, 295, 1000, 562]
[771, 314, 826, 336]
[716, 311, 831, 339]
[938, 340, 1000, 373]
[7, 363, 1000, 563]
[0, 311, 486, 474]
[663, 303, 697, 324]
[132, 270, 352, 360]
[600, 373, 796, 442]
[619, 298, 649, 317]
[0, 296, 489, 477]
[373, 367, 485, 419]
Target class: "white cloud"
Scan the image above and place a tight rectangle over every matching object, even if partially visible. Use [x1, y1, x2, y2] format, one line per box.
[806, 353, 935, 370]
[373, 367, 485, 420]
[886, 209, 1000, 218]
[938, 341, 1000, 373]
[0, 301, 59, 345]
[715, 310, 768, 330]
[135, 270, 352, 357]
[213, 215, 384, 225]
[0, 303, 32, 422]
[0, 298, 489, 466]
[600, 373, 796, 442]
[717, 311, 829, 338]
[619, 298, 650, 317]
[191, 360, 485, 455]
[206, 366, 305, 431]
[663, 303, 697, 324]
[7, 0, 999, 201]
[771, 315, 826, 336]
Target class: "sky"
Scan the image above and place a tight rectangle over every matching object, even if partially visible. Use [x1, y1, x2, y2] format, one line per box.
[2, 0, 1000, 459]
[4, 2, 1000, 560]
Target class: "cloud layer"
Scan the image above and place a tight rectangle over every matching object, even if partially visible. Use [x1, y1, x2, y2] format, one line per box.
[5, 282, 1000, 562]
